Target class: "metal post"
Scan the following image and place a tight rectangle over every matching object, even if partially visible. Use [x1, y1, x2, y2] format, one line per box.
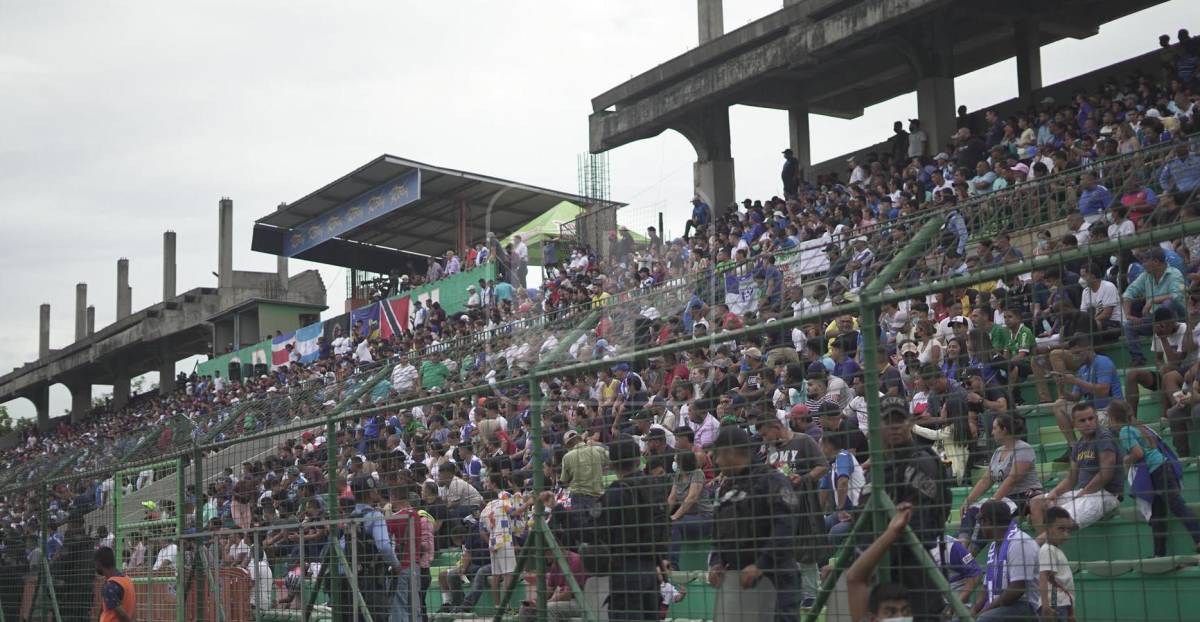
[326, 414, 341, 619]
[529, 372, 548, 622]
[193, 446, 206, 622]
[333, 545, 375, 622]
[113, 472, 124, 570]
[176, 458, 186, 622]
[253, 531, 263, 622]
[350, 527, 359, 622]
[299, 528, 307, 622]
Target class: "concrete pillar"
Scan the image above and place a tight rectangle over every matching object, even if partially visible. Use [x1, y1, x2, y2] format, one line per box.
[218, 197, 234, 290]
[680, 108, 736, 219]
[31, 385, 50, 432]
[69, 380, 91, 423]
[788, 104, 811, 181]
[38, 304, 50, 358]
[697, 0, 723, 44]
[1014, 20, 1043, 101]
[112, 369, 131, 410]
[86, 305, 95, 335]
[275, 203, 289, 291]
[163, 230, 177, 300]
[917, 77, 956, 159]
[158, 351, 176, 396]
[117, 258, 132, 319]
[75, 283, 87, 341]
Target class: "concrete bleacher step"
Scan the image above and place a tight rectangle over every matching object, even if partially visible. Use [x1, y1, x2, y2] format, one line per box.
[1060, 502, 1200, 562]
[1075, 565, 1200, 622]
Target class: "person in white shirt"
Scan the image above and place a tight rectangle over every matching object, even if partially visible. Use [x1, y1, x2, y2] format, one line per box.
[1079, 262, 1124, 327]
[1037, 507, 1076, 621]
[331, 326, 352, 357]
[907, 119, 928, 158]
[1107, 205, 1136, 240]
[153, 542, 179, 571]
[354, 338, 373, 364]
[391, 361, 419, 393]
[847, 157, 868, 185]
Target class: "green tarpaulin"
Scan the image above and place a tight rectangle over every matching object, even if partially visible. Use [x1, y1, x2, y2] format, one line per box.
[503, 201, 646, 266]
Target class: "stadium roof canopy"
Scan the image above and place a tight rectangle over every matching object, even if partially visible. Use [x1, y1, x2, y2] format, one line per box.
[252, 155, 621, 273]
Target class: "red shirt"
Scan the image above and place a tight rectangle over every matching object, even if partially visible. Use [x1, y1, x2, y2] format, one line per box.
[385, 508, 422, 569]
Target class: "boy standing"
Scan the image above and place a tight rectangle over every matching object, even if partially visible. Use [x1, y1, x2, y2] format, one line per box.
[1038, 507, 1076, 622]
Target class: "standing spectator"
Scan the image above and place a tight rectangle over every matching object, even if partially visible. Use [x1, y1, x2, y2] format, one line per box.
[707, 426, 800, 622]
[1077, 172, 1113, 223]
[889, 121, 909, 165]
[665, 449, 712, 571]
[596, 436, 665, 621]
[908, 119, 928, 159]
[512, 235, 529, 287]
[1038, 507, 1077, 622]
[1109, 402, 1200, 557]
[1122, 247, 1186, 365]
[781, 148, 800, 196]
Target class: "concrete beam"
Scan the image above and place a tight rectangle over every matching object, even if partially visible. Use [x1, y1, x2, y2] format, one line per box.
[158, 344, 176, 397]
[75, 283, 87, 341]
[675, 107, 736, 216]
[39, 304, 50, 358]
[163, 231, 177, 300]
[117, 258, 132, 319]
[218, 197, 234, 290]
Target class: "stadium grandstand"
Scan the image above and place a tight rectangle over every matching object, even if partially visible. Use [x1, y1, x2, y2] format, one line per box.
[5, 4, 1200, 622]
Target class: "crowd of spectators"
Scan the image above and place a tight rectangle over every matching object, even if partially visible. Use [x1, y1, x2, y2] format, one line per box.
[4, 33, 1200, 622]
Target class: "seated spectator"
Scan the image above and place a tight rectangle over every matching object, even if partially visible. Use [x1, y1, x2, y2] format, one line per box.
[958, 415, 1043, 549]
[1031, 402, 1123, 534]
[818, 432, 865, 545]
[973, 500, 1041, 621]
[1122, 247, 1186, 365]
[1050, 335, 1123, 460]
[1124, 306, 1189, 416]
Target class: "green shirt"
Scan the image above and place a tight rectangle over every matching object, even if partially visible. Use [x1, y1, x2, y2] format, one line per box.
[1123, 266, 1185, 310]
[420, 360, 449, 389]
[1004, 324, 1036, 357]
[988, 324, 1010, 352]
[561, 444, 609, 498]
[1118, 424, 1165, 472]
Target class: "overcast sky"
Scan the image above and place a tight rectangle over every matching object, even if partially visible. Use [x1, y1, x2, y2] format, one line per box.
[2, 1, 1197, 421]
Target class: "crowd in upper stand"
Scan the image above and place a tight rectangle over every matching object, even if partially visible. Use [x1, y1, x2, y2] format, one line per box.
[5, 32, 1200, 622]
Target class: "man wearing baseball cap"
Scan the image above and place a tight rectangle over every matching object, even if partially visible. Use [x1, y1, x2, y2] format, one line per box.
[560, 430, 608, 514]
[877, 396, 953, 620]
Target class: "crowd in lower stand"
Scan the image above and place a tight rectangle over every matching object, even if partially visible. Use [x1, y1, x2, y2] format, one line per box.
[5, 33, 1200, 622]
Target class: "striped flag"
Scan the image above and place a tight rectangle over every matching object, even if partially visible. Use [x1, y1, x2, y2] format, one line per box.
[380, 297, 410, 340]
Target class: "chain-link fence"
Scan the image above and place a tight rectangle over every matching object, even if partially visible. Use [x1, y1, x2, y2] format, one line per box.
[7, 136, 1200, 622]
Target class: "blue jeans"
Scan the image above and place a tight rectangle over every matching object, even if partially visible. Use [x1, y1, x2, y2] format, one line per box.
[389, 570, 421, 622]
[825, 514, 853, 547]
[460, 564, 493, 608]
[1123, 300, 1186, 363]
[977, 601, 1037, 621]
[668, 513, 711, 569]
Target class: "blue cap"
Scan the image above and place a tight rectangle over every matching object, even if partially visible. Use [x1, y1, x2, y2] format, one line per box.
[611, 362, 630, 372]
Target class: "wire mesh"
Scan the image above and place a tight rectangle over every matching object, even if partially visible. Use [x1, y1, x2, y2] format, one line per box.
[6, 135, 1200, 622]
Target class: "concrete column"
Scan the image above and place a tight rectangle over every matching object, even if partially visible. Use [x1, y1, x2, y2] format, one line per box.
[38, 304, 50, 358]
[680, 108, 736, 219]
[788, 104, 811, 180]
[86, 305, 95, 335]
[117, 258, 132, 319]
[163, 230, 177, 300]
[31, 385, 50, 432]
[112, 369, 131, 410]
[158, 347, 176, 397]
[75, 283, 87, 341]
[218, 197, 234, 290]
[1014, 20, 1043, 100]
[917, 77, 956, 159]
[697, 0, 723, 44]
[69, 380, 91, 423]
[275, 203, 289, 291]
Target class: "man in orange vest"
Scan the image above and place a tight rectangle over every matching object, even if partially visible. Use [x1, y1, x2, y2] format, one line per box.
[95, 547, 136, 622]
